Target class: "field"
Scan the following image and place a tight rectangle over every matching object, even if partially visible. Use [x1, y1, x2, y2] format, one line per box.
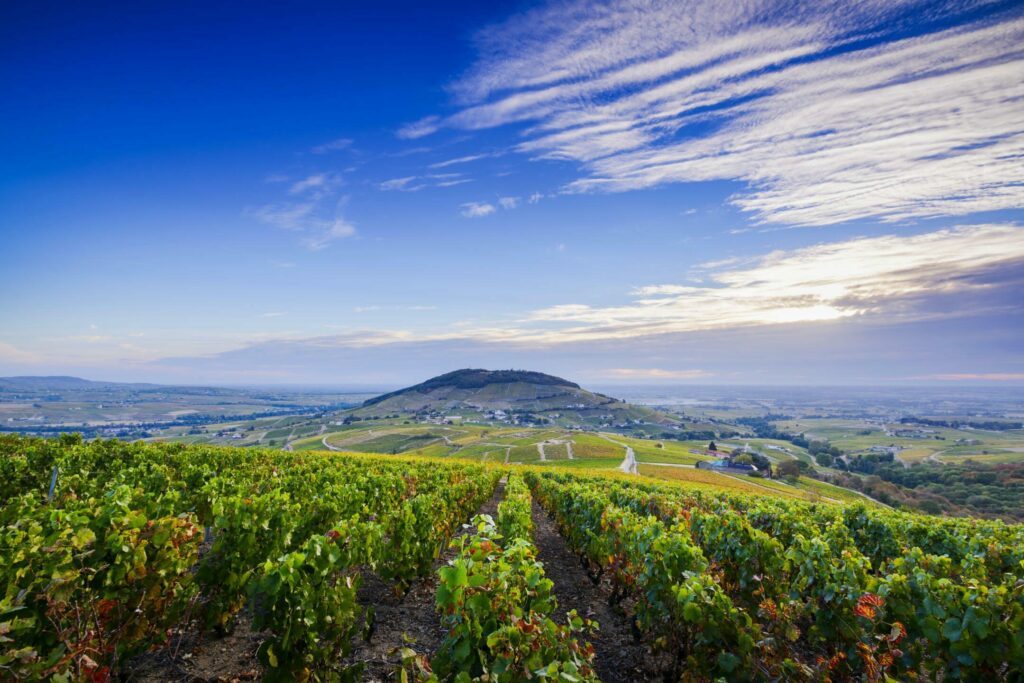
[773, 417, 1024, 464]
[613, 435, 712, 465]
[569, 433, 624, 459]
[2, 434, 1022, 682]
[0, 376, 369, 438]
[634, 463, 863, 504]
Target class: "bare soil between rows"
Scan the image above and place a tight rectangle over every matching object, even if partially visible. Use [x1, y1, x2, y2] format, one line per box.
[529, 500, 656, 682]
[347, 482, 504, 681]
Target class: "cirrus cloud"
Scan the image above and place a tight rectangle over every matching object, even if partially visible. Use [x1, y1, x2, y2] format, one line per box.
[432, 0, 1024, 227]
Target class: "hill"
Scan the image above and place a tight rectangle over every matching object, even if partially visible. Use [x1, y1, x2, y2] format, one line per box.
[0, 375, 162, 392]
[352, 368, 674, 427]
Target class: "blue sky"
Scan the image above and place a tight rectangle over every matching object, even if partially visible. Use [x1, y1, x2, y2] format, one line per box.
[1, 0, 1023, 385]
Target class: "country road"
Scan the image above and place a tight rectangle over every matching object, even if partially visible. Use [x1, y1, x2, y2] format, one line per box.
[599, 434, 637, 474]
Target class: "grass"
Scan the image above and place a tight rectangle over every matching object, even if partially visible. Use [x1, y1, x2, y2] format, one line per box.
[509, 444, 541, 462]
[542, 442, 570, 459]
[569, 433, 624, 459]
[344, 432, 443, 454]
[632, 449, 706, 465]
[531, 457, 622, 471]
[604, 433, 711, 465]
[635, 464, 876, 506]
[406, 442, 454, 458]
[637, 464, 808, 499]
[794, 476, 883, 505]
[449, 443, 504, 461]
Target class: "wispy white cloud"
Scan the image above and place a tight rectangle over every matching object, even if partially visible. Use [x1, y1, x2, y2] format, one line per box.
[460, 201, 497, 218]
[429, 153, 494, 169]
[436, 0, 1023, 226]
[397, 115, 441, 139]
[261, 311, 287, 318]
[379, 176, 422, 192]
[458, 195, 520, 216]
[289, 173, 341, 196]
[311, 137, 353, 154]
[380, 173, 470, 192]
[248, 202, 317, 232]
[248, 196, 356, 250]
[300, 218, 356, 250]
[248, 165, 356, 250]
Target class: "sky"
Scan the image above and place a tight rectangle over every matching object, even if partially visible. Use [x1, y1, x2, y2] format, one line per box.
[1, 0, 1023, 386]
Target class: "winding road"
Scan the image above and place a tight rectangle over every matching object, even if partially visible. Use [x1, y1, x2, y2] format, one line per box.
[598, 434, 638, 474]
[321, 435, 343, 451]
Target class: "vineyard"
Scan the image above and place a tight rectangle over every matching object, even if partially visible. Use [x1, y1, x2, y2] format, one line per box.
[1, 434, 1023, 681]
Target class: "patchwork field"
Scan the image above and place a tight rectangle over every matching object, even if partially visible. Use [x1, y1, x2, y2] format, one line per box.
[773, 417, 1024, 464]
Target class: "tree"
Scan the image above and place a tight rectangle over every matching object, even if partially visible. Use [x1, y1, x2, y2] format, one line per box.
[815, 451, 834, 467]
[749, 452, 771, 471]
[777, 460, 801, 481]
[708, 441, 717, 452]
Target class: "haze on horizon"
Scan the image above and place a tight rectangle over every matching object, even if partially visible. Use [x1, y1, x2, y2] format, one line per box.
[2, 0, 1023, 387]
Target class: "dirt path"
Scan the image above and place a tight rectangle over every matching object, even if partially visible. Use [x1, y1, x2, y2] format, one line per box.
[322, 434, 342, 451]
[530, 501, 650, 682]
[536, 442, 548, 461]
[349, 482, 505, 681]
[599, 435, 638, 474]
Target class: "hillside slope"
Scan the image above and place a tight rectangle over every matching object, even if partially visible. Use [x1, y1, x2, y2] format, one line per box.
[352, 368, 673, 426]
